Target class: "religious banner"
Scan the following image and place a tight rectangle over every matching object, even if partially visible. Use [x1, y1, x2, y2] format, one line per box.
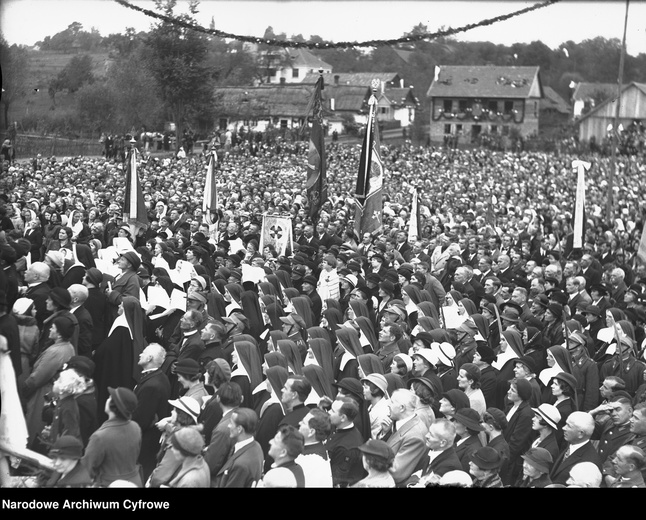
[260, 215, 293, 257]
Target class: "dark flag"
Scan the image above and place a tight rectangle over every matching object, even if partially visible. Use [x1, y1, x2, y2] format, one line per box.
[354, 80, 384, 238]
[123, 146, 148, 234]
[305, 74, 327, 222]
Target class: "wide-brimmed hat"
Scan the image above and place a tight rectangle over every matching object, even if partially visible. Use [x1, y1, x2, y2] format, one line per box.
[168, 396, 201, 424]
[432, 341, 456, 367]
[333, 378, 363, 402]
[521, 447, 553, 474]
[470, 446, 501, 470]
[108, 386, 138, 419]
[580, 304, 601, 317]
[361, 373, 389, 398]
[531, 403, 561, 430]
[552, 371, 577, 393]
[379, 280, 395, 296]
[533, 294, 550, 309]
[48, 435, 84, 460]
[454, 407, 484, 431]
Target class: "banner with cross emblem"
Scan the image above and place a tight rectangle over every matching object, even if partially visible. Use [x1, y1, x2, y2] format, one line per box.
[259, 214, 294, 257]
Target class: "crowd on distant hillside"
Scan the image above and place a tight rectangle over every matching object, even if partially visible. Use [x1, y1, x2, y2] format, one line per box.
[1, 139, 646, 490]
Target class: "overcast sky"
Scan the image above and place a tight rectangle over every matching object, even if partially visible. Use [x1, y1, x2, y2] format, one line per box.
[2, 0, 645, 55]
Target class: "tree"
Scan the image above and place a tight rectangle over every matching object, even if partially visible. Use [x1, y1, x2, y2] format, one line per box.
[143, 0, 214, 151]
[0, 36, 31, 129]
[56, 54, 95, 93]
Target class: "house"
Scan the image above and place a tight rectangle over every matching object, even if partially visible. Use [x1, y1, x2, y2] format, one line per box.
[541, 86, 571, 115]
[261, 48, 332, 85]
[302, 71, 418, 127]
[212, 84, 316, 133]
[539, 86, 571, 137]
[571, 82, 616, 119]
[426, 65, 543, 144]
[576, 82, 646, 143]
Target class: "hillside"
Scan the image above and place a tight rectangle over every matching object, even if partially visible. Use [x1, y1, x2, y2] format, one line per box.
[8, 50, 113, 130]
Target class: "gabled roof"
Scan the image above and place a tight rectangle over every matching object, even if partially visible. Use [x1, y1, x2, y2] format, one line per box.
[381, 88, 419, 108]
[393, 49, 415, 65]
[287, 48, 331, 71]
[427, 65, 542, 99]
[577, 82, 646, 123]
[213, 85, 315, 118]
[541, 86, 571, 114]
[301, 71, 402, 88]
[571, 82, 615, 102]
[325, 85, 370, 112]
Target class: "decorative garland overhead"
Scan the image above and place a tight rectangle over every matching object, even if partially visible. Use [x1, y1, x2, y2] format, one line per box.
[114, 0, 560, 49]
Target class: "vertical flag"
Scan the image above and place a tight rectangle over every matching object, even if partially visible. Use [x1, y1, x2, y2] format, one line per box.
[123, 147, 148, 234]
[572, 159, 590, 250]
[354, 79, 384, 238]
[408, 186, 422, 243]
[203, 151, 219, 242]
[260, 214, 294, 257]
[306, 74, 327, 222]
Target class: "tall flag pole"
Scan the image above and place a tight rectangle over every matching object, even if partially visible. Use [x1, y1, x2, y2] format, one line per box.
[306, 70, 327, 223]
[354, 79, 384, 238]
[408, 185, 422, 243]
[572, 159, 590, 250]
[203, 150, 219, 242]
[123, 143, 148, 235]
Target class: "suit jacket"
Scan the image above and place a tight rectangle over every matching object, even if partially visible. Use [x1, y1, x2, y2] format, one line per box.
[549, 441, 602, 485]
[415, 446, 463, 484]
[455, 434, 483, 473]
[111, 270, 141, 300]
[71, 305, 94, 358]
[386, 414, 428, 486]
[205, 409, 236, 484]
[26, 281, 52, 328]
[326, 426, 367, 487]
[214, 439, 264, 488]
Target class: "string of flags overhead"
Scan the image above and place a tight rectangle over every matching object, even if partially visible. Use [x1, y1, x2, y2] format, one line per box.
[114, 0, 560, 50]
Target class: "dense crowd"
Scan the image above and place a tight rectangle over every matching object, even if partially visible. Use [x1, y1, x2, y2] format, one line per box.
[1, 138, 646, 489]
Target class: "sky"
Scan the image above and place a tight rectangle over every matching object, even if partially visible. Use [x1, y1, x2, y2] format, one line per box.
[1, 0, 646, 55]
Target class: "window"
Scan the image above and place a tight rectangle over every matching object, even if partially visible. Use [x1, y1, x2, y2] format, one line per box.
[443, 100, 453, 112]
[458, 100, 468, 112]
[502, 125, 510, 135]
[488, 101, 498, 112]
[292, 68, 299, 78]
[444, 124, 452, 134]
[380, 107, 388, 115]
[456, 124, 463, 133]
[280, 120, 288, 129]
[534, 101, 538, 118]
[504, 101, 513, 113]
[491, 125, 498, 134]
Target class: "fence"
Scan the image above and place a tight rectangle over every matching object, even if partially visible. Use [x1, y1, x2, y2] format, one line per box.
[13, 134, 104, 159]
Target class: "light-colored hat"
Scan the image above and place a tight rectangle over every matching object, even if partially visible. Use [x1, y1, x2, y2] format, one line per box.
[361, 373, 389, 398]
[168, 396, 201, 424]
[432, 341, 456, 367]
[531, 403, 561, 430]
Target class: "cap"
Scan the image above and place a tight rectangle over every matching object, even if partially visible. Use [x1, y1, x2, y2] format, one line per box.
[521, 447, 553, 474]
[357, 439, 394, 461]
[171, 427, 205, 456]
[470, 446, 501, 470]
[172, 358, 202, 377]
[107, 386, 138, 419]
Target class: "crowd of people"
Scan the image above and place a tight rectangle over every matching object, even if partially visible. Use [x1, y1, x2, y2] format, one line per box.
[1, 136, 646, 489]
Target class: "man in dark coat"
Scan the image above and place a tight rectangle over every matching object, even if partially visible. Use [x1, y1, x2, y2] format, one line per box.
[24, 261, 53, 328]
[214, 407, 264, 488]
[132, 343, 171, 482]
[82, 268, 108, 351]
[68, 284, 94, 359]
[549, 411, 602, 485]
[326, 396, 367, 487]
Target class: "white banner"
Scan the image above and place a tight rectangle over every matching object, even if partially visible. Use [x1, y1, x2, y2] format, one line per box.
[260, 215, 293, 257]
